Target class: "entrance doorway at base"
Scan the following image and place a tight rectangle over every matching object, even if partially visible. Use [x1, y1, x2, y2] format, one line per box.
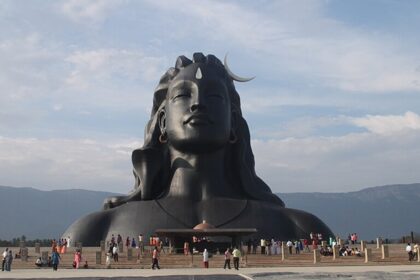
[155, 228, 257, 254]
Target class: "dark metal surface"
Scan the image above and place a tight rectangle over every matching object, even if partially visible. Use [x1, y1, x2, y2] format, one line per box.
[63, 53, 333, 245]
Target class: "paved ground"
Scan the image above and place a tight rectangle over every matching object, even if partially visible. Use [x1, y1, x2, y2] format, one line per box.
[1, 265, 420, 279]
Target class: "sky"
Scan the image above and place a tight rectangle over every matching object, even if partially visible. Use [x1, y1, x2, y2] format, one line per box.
[1, 0, 420, 194]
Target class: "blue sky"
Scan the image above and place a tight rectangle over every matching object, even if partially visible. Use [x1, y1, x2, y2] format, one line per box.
[1, 0, 420, 193]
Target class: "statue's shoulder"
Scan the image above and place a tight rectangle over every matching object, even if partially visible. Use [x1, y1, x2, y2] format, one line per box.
[62, 209, 111, 245]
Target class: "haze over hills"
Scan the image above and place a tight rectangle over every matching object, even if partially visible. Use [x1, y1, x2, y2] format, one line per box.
[278, 183, 420, 240]
[0, 186, 118, 240]
[0, 184, 418, 240]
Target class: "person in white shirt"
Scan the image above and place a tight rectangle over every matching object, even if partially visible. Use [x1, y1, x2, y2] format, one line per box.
[406, 243, 413, 261]
[2, 248, 8, 271]
[138, 234, 144, 255]
[232, 247, 241, 270]
[112, 245, 118, 262]
[203, 249, 209, 268]
[286, 240, 293, 254]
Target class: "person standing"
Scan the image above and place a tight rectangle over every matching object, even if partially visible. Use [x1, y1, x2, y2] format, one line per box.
[246, 239, 252, 254]
[106, 252, 111, 268]
[295, 240, 300, 254]
[73, 250, 82, 269]
[138, 234, 144, 256]
[406, 243, 414, 261]
[61, 239, 67, 254]
[413, 243, 419, 261]
[184, 241, 189, 255]
[252, 239, 257, 254]
[303, 239, 310, 252]
[260, 239, 266, 255]
[151, 246, 160, 269]
[126, 237, 130, 249]
[203, 249, 209, 268]
[51, 239, 57, 254]
[286, 240, 293, 254]
[232, 247, 241, 270]
[4, 250, 13, 271]
[2, 248, 8, 271]
[51, 249, 61, 271]
[112, 244, 119, 262]
[224, 248, 231, 269]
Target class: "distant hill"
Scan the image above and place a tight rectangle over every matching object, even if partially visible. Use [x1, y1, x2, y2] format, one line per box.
[278, 183, 420, 240]
[0, 186, 119, 240]
[0, 184, 419, 241]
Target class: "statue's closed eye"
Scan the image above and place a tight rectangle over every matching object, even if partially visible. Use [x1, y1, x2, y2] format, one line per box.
[173, 91, 191, 100]
[207, 94, 224, 100]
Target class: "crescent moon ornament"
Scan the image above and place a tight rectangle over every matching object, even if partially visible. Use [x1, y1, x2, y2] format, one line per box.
[224, 54, 255, 82]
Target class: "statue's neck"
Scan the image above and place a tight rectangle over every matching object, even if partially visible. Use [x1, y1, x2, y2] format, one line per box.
[167, 148, 240, 200]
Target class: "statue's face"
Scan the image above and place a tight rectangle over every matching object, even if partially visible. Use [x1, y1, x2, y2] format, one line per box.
[162, 63, 231, 153]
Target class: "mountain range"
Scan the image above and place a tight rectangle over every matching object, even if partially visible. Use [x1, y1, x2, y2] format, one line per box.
[278, 183, 420, 241]
[0, 183, 419, 241]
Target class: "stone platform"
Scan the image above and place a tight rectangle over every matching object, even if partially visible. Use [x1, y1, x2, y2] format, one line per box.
[1, 243, 419, 279]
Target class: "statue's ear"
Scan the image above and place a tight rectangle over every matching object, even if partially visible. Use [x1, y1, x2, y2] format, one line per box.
[158, 109, 166, 134]
[229, 110, 238, 143]
[231, 110, 238, 131]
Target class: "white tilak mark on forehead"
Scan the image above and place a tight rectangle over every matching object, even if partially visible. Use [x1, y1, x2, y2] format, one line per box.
[195, 67, 203, 80]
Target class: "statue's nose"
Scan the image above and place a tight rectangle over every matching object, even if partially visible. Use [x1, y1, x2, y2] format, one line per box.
[190, 90, 206, 112]
[190, 103, 206, 112]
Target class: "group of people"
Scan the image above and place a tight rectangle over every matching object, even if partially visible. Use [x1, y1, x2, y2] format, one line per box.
[200, 247, 242, 270]
[34, 239, 64, 270]
[51, 238, 69, 254]
[106, 233, 151, 267]
[34, 238, 88, 271]
[260, 239, 284, 255]
[1, 248, 13, 271]
[222, 247, 241, 270]
[406, 243, 419, 261]
[338, 246, 362, 257]
[319, 245, 361, 257]
[347, 233, 358, 245]
[254, 238, 321, 256]
[107, 241, 120, 263]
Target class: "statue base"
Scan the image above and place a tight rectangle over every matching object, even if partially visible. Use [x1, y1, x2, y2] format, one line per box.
[63, 197, 333, 246]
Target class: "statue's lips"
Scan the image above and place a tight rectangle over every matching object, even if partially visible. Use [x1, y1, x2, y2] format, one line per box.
[183, 114, 213, 125]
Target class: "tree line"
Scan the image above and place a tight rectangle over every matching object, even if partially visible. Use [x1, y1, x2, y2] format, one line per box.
[0, 235, 53, 247]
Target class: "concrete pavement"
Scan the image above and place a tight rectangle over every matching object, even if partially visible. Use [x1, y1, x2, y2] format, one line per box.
[1, 265, 420, 279]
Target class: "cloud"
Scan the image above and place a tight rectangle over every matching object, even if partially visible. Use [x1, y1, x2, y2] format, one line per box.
[65, 49, 166, 90]
[251, 129, 420, 193]
[1, 1, 419, 195]
[0, 33, 63, 102]
[2, 119, 419, 194]
[146, 0, 420, 93]
[351, 111, 420, 134]
[53, 104, 63, 111]
[0, 137, 142, 193]
[58, 0, 123, 25]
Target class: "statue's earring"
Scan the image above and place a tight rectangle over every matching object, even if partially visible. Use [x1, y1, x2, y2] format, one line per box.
[229, 130, 237, 144]
[159, 131, 168, 143]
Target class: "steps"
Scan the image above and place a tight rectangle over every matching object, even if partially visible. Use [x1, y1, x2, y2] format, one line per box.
[4, 244, 417, 269]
